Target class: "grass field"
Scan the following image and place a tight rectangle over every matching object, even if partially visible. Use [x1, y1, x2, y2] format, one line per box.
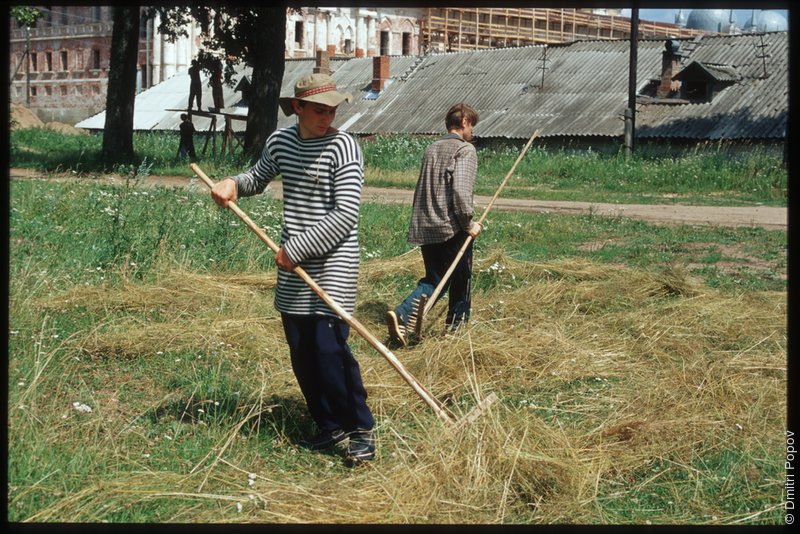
[9, 128, 788, 207]
[7, 164, 787, 524]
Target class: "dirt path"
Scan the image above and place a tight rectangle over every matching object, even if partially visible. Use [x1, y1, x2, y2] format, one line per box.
[361, 186, 787, 231]
[10, 169, 787, 230]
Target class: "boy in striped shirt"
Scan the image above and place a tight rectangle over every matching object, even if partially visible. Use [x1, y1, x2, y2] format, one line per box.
[211, 73, 375, 466]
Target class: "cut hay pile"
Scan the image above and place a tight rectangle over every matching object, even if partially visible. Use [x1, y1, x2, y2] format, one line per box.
[34, 252, 786, 524]
[10, 103, 44, 129]
[10, 103, 88, 134]
[44, 121, 89, 136]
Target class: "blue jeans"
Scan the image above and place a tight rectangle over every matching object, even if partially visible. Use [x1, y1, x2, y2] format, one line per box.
[394, 231, 473, 329]
[281, 313, 374, 433]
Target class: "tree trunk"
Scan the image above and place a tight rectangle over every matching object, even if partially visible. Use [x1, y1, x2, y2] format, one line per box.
[243, 6, 286, 162]
[102, 6, 141, 165]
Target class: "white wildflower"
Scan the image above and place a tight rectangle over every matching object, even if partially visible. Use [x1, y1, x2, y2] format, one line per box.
[72, 402, 92, 413]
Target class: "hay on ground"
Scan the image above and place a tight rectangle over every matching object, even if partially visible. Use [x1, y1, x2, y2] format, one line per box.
[31, 254, 785, 523]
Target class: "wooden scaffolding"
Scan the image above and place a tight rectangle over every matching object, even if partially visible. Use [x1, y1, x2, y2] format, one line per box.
[420, 8, 706, 52]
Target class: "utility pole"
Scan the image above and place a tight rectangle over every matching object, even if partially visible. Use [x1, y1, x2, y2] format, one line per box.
[625, 4, 639, 159]
[25, 26, 31, 107]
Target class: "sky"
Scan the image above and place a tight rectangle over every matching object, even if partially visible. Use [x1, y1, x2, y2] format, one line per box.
[629, 8, 788, 25]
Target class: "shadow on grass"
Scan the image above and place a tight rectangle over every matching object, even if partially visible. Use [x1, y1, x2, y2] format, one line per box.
[147, 393, 362, 460]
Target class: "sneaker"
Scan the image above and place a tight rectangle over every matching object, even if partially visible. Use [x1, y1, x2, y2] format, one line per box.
[386, 311, 407, 347]
[345, 429, 376, 465]
[299, 428, 347, 451]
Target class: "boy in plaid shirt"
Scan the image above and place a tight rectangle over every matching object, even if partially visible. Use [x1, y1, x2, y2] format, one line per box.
[387, 104, 482, 346]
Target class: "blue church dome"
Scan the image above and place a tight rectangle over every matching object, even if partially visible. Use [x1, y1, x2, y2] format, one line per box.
[685, 9, 737, 33]
[743, 10, 788, 32]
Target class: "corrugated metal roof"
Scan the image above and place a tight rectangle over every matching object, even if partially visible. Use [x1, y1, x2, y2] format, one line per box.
[674, 61, 741, 82]
[636, 32, 787, 140]
[76, 31, 787, 142]
[76, 69, 248, 132]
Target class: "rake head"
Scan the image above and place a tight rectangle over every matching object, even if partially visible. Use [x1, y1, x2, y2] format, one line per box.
[451, 392, 499, 430]
[406, 293, 428, 346]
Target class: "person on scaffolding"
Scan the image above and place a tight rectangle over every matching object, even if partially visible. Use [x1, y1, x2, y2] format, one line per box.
[210, 57, 224, 111]
[386, 103, 482, 347]
[187, 59, 202, 111]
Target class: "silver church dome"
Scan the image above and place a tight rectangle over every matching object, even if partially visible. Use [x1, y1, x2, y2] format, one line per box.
[743, 10, 788, 32]
[685, 9, 737, 33]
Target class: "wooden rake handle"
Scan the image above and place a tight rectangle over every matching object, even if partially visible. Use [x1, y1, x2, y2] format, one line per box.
[422, 129, 540, 317]
[190, 163, 456, 424]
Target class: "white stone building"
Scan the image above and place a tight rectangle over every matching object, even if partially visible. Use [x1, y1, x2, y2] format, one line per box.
[285, 7, 422, 58]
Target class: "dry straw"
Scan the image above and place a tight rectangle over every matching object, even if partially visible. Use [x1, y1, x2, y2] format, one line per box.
[32, 251, 786, 523]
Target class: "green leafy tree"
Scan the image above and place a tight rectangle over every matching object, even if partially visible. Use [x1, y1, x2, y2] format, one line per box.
[155, 5, 287, 161]
[101, 6, 141, 165]
[9, 6, 44, 97]
[10, 6, 43, 27]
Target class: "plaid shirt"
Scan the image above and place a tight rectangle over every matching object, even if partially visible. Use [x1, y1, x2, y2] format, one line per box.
[407, 133, 478, 245]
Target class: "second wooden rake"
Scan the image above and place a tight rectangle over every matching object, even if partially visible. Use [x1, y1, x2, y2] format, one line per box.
[408, 129, 540, 344]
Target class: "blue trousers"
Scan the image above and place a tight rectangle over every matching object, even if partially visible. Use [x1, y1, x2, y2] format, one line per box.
[281, 313, 374, 433]
[394, 231, 473, 329]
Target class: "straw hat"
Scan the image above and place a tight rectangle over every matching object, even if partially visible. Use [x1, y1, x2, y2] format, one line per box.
[279, 73, 353, 116]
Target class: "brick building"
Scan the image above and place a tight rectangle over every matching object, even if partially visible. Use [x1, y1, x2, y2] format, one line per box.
[8, 6, 199, 124]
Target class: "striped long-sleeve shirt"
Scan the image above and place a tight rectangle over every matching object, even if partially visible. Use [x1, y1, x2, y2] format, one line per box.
[407, 133, 478, 245]
[231, 126, 364, 317]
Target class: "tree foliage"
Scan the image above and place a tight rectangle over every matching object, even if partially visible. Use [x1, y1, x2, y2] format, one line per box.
[155, 5, 287, 160]
[10, 6, 43, 27]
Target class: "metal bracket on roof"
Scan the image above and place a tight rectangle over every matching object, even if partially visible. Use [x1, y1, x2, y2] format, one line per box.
[399, 55, 425, 82]
[537, 45, 550, 89]
[755, 34, 770, 79]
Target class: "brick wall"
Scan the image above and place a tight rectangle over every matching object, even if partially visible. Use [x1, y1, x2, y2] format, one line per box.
[8, 6, 115, 124]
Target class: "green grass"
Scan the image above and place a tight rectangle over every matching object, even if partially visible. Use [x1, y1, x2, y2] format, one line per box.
[6, 132, 787, 524]
[10, 179, 785, 293]
[361, 135, 786, 206]
[10, 129, 787, 206]
[596, 446, 784, 524]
